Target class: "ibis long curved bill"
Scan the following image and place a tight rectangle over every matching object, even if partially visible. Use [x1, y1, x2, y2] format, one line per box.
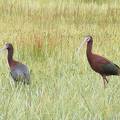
[77, 35, 92, 55]
[76, 39, 86, 55]
[0, 45, 7, 52]
[79, 39, 86, 49]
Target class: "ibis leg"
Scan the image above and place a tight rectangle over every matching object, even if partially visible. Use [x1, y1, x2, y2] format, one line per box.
[102, 76, 108, 88]
[105, 78, 108, 83]
[103, 78, 106, 88]
[103, 76, 108, 83]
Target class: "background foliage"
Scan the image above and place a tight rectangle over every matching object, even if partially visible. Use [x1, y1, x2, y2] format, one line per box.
[0, 0, 120, 119]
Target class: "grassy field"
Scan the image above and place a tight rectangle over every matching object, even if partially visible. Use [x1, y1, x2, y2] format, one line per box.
[0, 0, 120, 119]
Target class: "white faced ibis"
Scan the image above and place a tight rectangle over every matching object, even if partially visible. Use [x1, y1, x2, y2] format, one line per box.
[79, 35, 120, 88]
[0, 43, 30, 85]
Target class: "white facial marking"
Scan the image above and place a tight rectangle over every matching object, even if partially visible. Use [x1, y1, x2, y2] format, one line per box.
[85, 36, 91, 42]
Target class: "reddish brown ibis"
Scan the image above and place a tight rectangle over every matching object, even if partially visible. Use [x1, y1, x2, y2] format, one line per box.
[79, 35, 120, 88]
[0, 43, 30, 85]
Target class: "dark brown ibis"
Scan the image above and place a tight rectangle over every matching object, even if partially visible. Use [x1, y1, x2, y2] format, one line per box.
[79, 35, 120, 88]
[0, 43, 30, 85]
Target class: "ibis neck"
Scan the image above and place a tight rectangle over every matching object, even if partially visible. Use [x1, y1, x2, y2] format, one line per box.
[86, 42, 93, 57]
[7, 49, 14, 66]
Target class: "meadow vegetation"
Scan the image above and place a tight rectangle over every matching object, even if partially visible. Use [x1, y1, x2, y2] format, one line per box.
[0, 0, 120, 119]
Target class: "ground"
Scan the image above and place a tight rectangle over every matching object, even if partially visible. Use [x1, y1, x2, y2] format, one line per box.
[0, 0, 120, 119]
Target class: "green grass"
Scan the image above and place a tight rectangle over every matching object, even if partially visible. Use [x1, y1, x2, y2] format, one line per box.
[0, 0, 120, 119]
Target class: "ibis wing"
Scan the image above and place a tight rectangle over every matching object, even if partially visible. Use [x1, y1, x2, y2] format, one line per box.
[10, 64, 30, 83]
[10, 69, 26, 81]
[101, 63, 120, 75]
[93, 54, 120, 75]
